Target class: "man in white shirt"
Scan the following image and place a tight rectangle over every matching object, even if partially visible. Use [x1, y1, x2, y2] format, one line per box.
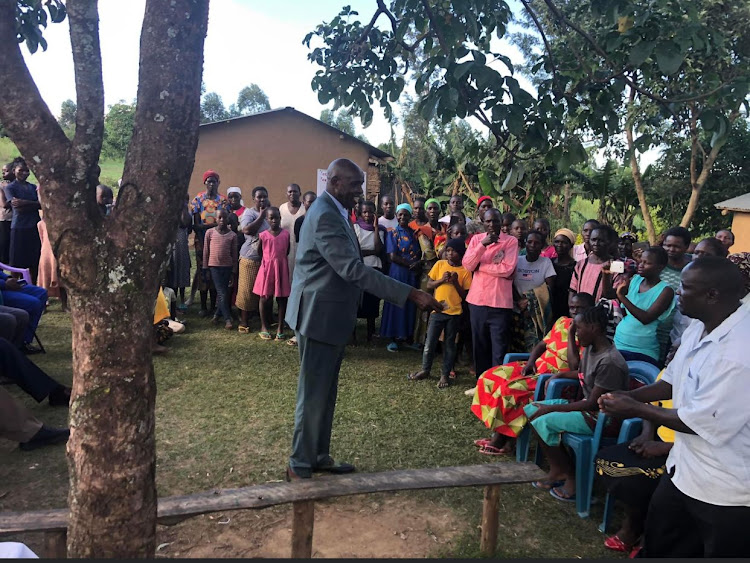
[438, 194, 473, 226]
[598, 257, 750, 557]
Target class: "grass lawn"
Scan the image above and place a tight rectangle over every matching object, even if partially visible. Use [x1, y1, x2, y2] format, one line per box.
[0, 299, 625, 559]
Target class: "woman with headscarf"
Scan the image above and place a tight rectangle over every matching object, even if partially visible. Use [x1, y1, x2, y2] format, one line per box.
[226, 187, 246, 218]
[189, 170, 228, 317]
[551, 228, 576, 319]
[279, 183, 305, 281]
[380, 203, 421, 352]
[412, 198, 441, 347]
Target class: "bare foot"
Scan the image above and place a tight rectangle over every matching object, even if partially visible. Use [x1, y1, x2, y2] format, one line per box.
[437, 375, 450, 388]
[407, 371, 429, 381]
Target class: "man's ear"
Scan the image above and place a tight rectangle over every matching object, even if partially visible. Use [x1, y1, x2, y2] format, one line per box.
[705, 287, 720, 305]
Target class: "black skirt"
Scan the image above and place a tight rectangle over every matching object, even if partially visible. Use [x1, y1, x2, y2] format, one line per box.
[10, 226, 41, 271]
[595, 441, 669, 505]
[357, 268, 382, 319]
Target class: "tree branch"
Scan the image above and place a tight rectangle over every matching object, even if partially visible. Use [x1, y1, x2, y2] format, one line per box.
[67, 0, 105, 182]
[519, 0, 557, 79]
[0, 0, 71, 183]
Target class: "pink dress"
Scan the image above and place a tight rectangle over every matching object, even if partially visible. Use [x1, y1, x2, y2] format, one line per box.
[252, 229, 291, 298]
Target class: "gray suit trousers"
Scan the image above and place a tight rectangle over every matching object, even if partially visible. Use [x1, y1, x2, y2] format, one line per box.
[289, 331, 346, 477]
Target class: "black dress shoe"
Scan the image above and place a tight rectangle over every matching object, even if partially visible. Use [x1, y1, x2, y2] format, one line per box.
[315, 460, 356, 474]
[19, 426, 70, 451]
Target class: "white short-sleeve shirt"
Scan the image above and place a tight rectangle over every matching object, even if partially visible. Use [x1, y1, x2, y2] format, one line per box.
[661, 303, 750, 506]
[513, 255, 556, 294]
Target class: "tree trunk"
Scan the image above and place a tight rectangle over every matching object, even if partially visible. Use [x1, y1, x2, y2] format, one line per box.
[625, 87, 657, 245]
[66, 293, 156, 557]
[0, 0, 209, 557]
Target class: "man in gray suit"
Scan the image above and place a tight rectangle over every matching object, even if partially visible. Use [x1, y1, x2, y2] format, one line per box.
[285, 158, 441, 480]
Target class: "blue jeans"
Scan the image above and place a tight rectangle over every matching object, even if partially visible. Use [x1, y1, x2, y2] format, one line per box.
[1, 284, 47, 344]
[209, 266, 233, 321]
[421, 312, 459, 377]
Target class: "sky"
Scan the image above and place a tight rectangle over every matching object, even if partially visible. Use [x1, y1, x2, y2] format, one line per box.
[21, 0, 532, 148]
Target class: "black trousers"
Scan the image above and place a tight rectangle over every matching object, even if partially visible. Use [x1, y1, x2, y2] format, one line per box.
[468, 304, 511, 378]
[0, 338, 59, 402]
[0, 220, 10, 264]
[641, 471, 750, 557]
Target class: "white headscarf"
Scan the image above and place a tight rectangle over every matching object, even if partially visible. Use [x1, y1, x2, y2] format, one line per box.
[227, 186, 244, 206]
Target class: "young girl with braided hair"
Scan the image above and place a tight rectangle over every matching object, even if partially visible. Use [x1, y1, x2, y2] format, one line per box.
[524, 302, 629, 502]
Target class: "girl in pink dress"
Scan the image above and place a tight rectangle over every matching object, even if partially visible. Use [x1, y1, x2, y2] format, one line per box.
[252, 207, 291, 340]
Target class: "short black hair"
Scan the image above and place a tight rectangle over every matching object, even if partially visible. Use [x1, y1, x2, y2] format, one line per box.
[413, 196, 426, 204]
[526, 229, 546, 243]
[663, 226, 691, 247]
[302, 190, 316, 200]
[696, 237, 728, 258]
[265, 205, 280, 216]
[687, 257, 745, 301]
[360, 199, 376, 210]
[501, 212, 516, 224]
[572, 292, 595, 308]
[591, 224, 616, 243]
[583, 219, 600, 227]
[533, 217, 551, 231]
[252, 186, 268, 198]
[642, 245, 668, 266]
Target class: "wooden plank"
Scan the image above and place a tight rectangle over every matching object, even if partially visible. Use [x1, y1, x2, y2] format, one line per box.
[44, 530, 67, 558]
[290, 501, 315, 558]
[0, 462, 544, 535]
[479, 485, 500, 557]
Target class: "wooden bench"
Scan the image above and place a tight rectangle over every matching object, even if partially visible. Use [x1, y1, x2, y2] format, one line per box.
[0, 462, 544, 558]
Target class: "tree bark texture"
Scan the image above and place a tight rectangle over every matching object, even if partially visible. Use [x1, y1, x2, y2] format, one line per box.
[625, 87, 657, 245]
[0, 0, 209, 557]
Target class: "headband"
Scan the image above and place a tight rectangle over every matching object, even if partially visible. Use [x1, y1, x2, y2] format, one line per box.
[425, 198, 441, 208]
[477, 195, 493, 207]
[396, 203, 413, 215]
[202, 170, 220, 183]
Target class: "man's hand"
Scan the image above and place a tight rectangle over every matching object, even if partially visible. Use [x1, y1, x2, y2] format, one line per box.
[408, 288, 443, 313]
[481, 232, 498, 246]
[4, 278, 22, 291]
[598, 392, 643, 418]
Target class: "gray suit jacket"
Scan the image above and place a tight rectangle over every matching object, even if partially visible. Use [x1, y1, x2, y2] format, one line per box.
[286, 191, 412, 346]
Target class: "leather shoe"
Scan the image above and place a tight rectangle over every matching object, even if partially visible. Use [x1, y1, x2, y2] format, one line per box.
[285, 466, 310, 481]
[315, 460, 356, 474]
[19, 426, 70, 451]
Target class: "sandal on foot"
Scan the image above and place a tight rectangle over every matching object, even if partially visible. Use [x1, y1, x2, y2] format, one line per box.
[449, 370, 457, 379]
[604, 535, 636, 553]
[275, 332, 287, 341]
[478, 444, 513, 456]
[386, 342, 399, 352]
[550, 486, 576, 502]
[237, 325, 250, 334]
[259, 331, 273, 340]
[531, 479, 564, 491]
[473, 438, 491, 448]
[406, 372, 428, 381]
[287, 337, 298, 346]
[437, 377, 450, 389]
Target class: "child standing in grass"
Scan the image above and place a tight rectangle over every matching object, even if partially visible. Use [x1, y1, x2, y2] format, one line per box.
[202, 209, 238, 330]
[253, 206, 291, 341]
[407, 238, 472, 388]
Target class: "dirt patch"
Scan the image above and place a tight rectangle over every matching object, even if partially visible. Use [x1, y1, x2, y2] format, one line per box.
[155, 495, 469, 558]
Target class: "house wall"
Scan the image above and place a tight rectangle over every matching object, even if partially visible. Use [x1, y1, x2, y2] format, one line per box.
[188, 111, 372, 207]
[730, 212, 750, 253]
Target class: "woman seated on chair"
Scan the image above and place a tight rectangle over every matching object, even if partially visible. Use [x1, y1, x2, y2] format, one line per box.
[524, 303, 629, 502]
[470, 292, 594, 456]
[593, 370, 673, 556]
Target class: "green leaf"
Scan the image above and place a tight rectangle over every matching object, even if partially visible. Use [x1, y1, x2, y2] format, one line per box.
[478, 170, 493, 195]
[419, 94, 440, 121]
[710, 114, 729, 148]
[453, 61, 473, 79]
[445, 88, 459, 110]
[628, 40, 654, 67]
[472, 50, 486, 65]
[699, 110, 717, 131]
[506, 107, 524, 137]
[654, 41, 684, 75]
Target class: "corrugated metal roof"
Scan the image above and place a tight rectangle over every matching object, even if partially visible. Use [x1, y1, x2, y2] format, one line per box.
[715, 192, 750, 212]
[199, 107, 393, 161]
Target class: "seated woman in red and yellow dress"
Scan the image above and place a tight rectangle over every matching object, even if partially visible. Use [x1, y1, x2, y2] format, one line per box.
[470, 292, 595, 455]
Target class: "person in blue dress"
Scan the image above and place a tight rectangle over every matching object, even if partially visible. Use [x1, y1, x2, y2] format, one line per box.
[2, 160, 41, 282]
[380, 203, 421, 352]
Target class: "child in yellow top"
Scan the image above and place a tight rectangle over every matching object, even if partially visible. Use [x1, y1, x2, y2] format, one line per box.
[407, 238, 472, 388]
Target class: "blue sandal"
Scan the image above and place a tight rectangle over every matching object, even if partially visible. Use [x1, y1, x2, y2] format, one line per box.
[386, 342, 399, 352]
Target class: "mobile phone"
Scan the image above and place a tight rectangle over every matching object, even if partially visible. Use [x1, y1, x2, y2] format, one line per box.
[17, 279, 28, 286]
[610, 260, 625, 274]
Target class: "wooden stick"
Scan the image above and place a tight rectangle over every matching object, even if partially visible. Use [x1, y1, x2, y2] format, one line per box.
[44, 530, 67, 558]
[291, 500, 315, 558]
[479, 484, 500, 557]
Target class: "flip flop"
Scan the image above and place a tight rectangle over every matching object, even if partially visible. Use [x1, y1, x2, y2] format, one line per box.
[531, 479, 564, 491]
[550, 486, 576, 503]
[473, 438, 491, 448]
[237, 325, 250, 334]
[478, 444, 513, 456]
[287, 338, 298, 346]
[258, 331, 273, 340]
[275, 333, 287, 341]
[449, 371, 457, 379]
[386, 342, 399, 352]
[604, 535, 636, 553]
[406, 372, 428, 381]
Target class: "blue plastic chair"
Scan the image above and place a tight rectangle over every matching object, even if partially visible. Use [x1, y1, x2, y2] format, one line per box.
[502, 353, 530, 365]
[518, 362, 658, 518]
[599, 418, 644, 532]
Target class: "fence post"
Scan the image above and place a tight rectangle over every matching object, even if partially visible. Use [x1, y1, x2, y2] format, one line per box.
[44, 530, 67, 558]
[480, 484, 500, 557]
[291, 500, 315, 558]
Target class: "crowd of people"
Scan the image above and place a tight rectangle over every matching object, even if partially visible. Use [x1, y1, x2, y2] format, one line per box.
[2, 157, 749, 558]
